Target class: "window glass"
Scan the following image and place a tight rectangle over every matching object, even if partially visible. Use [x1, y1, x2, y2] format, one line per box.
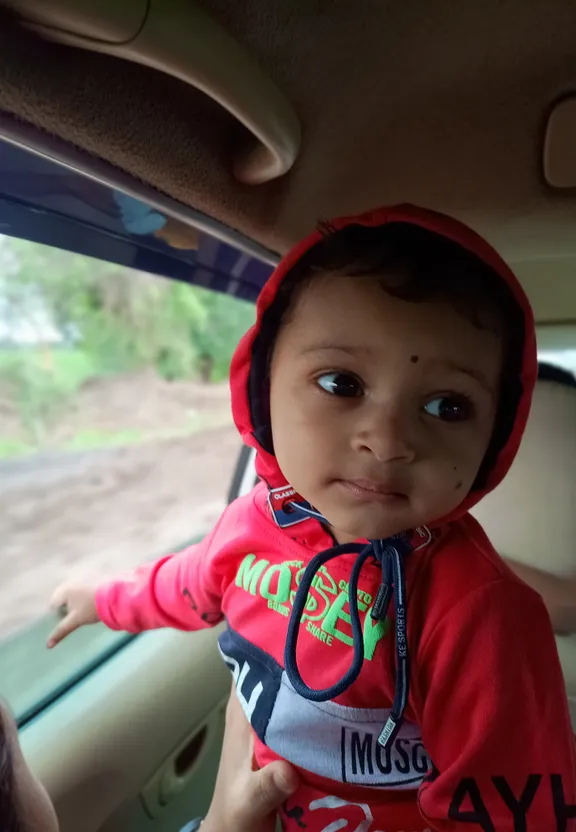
[0, 143, 259, 722]
[537, 322, 576, 373]
[538, 349, 576, 375]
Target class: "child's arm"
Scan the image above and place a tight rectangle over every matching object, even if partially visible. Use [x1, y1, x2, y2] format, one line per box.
[417, 579, 576, 830]
[47, 518, 228, 648]
[504, 557, 576, 634]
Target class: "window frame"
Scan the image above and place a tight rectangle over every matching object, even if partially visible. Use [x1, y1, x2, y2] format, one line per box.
[0, 134, 269, 724]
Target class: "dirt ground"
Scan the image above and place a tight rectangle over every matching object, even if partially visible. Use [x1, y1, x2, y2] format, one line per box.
[1, 368, 236, 446]
[0, 374, 242, 640]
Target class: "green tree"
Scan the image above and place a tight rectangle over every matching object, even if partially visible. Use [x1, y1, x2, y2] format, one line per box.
[0, 234, 256, 448]
[0, 237, 208, 376]
[186, 287, 255, 382]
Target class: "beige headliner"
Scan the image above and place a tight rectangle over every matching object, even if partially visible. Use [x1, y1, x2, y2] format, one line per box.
[0, 0, 576, 323]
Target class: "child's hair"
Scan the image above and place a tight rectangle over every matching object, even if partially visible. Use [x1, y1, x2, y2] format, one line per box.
[250, 222, 525, 488]
[275, 222, 519, 336]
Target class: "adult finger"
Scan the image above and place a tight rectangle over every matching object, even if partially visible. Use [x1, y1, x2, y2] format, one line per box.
[202, 688, 300, 832]
[226, 691, 299, 820]
[245, 759, 299, 819]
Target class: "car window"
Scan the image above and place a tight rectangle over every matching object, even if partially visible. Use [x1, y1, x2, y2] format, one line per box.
[0, 141, 262, 724]
[539, 349, 576, 374]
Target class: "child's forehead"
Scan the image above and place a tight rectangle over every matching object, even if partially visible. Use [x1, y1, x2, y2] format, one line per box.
[276, 271, 504, 364]
[287, 271, 446, 326]
[291, 270, 389, 310]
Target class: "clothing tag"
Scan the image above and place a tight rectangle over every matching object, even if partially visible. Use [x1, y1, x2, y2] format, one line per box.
[268, 485, 315, 528]
[371, 581, 392, 620]
[268, 487, 434, 544]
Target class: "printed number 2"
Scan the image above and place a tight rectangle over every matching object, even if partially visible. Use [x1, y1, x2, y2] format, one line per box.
[308, 796, 378, 832]
[308, 797, 432, 832]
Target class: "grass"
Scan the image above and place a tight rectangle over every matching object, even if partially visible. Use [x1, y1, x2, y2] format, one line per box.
[0, 421, 230, 460]
[65, 428, 148, 451]
[0, 422, 231, 459]
[63, 411, 232, 453]
[0, 346, 233, 461]
[0, 346, 103, 456]
[0, 438, 35, 459]
[0, 346, 99, 391]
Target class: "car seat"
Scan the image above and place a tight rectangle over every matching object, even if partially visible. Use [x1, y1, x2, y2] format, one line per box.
[472, 369, 576, 727]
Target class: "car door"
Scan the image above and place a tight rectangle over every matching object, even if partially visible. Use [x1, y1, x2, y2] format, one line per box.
[0, 138, 268, 832]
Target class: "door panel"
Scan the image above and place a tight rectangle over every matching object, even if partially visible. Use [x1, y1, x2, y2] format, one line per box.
[20, 626, 229, 832]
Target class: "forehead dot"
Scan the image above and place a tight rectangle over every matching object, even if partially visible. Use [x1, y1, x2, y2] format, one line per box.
[410, 355, 419, 364]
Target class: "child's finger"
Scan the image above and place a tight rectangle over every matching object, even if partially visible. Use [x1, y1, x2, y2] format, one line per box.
[49, 584, 69, 612]
[47, 613, 79, 649]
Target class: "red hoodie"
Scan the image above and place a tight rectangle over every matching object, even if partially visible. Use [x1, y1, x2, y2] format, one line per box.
[96, 205, 576, 831]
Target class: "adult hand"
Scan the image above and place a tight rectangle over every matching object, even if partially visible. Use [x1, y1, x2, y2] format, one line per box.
[0, 700, 59, 831]
[202, 686, 299, 832]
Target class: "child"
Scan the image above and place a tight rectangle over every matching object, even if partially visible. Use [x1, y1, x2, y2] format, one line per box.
[48, 205, 576, 831]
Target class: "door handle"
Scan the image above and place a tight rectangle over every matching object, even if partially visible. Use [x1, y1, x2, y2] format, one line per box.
[141, 701, 227, 818]
[160, 725, 208, 804]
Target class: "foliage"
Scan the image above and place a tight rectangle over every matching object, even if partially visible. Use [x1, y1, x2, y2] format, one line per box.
[0, 234, 255, 451]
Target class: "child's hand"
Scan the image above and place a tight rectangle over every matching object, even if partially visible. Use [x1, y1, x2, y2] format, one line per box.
[47, 581, 100, 648]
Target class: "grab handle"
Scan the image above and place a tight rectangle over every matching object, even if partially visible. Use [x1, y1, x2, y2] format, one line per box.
[17, 0, 302, 185]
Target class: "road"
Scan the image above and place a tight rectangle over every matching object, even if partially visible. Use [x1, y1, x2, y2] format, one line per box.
[0, 425, 241, 639]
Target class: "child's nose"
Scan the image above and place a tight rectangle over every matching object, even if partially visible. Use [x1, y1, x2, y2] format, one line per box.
[351, 407, 416, 463]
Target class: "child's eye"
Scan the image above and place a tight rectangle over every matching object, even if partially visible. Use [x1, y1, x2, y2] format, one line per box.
[316, 372, 363, 397]
[424, 395, 473, 422]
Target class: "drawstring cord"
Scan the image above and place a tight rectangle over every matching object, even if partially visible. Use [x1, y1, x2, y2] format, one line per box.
[373, 538, 411, 748]
[285, 541, 375, 699]
[283, 501, 413, 748]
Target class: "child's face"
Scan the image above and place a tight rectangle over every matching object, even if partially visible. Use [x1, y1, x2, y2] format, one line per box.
[269, 273, 503, 543]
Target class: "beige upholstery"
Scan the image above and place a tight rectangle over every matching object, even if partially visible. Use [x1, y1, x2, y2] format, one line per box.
[472, 377, 576, 726]
[3, 1, 576, 320]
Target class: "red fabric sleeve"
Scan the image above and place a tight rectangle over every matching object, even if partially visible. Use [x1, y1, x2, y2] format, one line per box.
[417, 579, 576, 831]
[95, 513, 229, 633]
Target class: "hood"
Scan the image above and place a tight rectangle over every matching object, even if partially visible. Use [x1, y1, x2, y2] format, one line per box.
[230, 204, 537, 523]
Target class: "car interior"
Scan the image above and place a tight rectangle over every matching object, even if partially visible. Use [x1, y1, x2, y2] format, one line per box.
[1, 1, 576, 831]
[472, 376, 576, 728]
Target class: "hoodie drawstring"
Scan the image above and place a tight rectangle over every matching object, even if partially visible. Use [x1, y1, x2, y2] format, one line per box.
[285, 542, 373, 698]
[283, 520, 413, 749]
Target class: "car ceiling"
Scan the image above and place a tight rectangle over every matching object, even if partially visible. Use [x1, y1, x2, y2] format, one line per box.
[0, 0, 575, 324]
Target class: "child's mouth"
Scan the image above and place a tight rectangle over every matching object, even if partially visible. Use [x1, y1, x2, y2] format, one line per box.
[335, 479, 408, 503]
